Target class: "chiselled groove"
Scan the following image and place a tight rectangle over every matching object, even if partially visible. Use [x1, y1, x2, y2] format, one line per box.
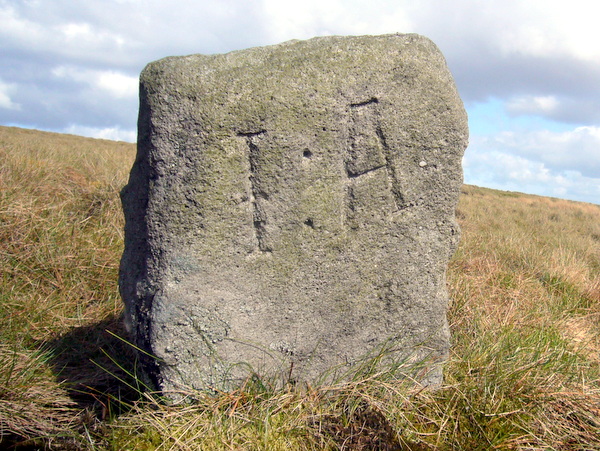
[346, 164, 386, 178]
[238, 131, 271, 253]
[350, 97, 379, 108]
[345, 184, 358, 230]
[238, 130, 267, 138]
[345, 100, 385, 178]
[376, 126, 406, 211]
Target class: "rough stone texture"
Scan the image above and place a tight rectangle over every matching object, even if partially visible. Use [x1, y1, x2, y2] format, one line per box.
[120, 33, 468, 396]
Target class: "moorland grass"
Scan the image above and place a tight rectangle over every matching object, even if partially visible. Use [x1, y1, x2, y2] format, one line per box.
[1, 126, 599, 449]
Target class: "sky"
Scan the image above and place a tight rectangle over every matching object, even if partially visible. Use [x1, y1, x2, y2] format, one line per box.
[1, 0, 599, 205]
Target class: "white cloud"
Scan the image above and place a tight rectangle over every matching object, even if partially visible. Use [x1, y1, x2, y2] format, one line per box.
[466, 124, 600, 204]
[0, 4, 45, 48]
[0, 3, 133, 67]
[262, 0, 413, 42]
[506, 95, 560, 116]
[52, 66, 137, 99]
[487, 126, 600, 178]
[0, 79, 20, 110]
[64, 124, 136, 142]
[60, 22, 92, 40]
[420, 0, 600, 62]
[96, 71, 138, 98]
[464, 148, 600, 204]
[515, 0, 600, 62]
[56, 21, 127, 49]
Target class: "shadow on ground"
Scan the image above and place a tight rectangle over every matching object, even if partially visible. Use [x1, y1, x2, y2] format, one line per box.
[43, 315, 144, 420]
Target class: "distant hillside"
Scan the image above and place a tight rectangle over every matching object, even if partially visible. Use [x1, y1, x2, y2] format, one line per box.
[1, 125, 599, 449]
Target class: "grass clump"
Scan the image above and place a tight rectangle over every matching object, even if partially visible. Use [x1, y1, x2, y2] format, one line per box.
[0, 126, 137, 448]
[1, 126, 599, 449]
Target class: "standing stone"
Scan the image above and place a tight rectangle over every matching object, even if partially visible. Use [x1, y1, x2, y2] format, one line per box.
[120, 34, 468, 396]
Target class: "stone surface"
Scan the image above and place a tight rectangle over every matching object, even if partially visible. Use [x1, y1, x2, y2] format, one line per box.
[120, 33, 469, 396]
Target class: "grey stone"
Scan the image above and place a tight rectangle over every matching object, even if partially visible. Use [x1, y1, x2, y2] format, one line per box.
[119, 33, 468, 397]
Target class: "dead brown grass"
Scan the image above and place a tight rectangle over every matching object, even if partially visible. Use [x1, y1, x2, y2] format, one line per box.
[0, 126, 136, 447]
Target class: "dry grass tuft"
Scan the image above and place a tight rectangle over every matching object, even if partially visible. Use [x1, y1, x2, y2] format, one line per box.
[0, 126, 136, 448]
[560, 316, 600, 358]
[0, 345, 80, 448]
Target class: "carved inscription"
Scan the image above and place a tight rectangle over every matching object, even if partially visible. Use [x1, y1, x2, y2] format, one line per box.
[346, 98, 386, 177]
[239, 131, 271, 252]
[345, 99, 405, 226]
